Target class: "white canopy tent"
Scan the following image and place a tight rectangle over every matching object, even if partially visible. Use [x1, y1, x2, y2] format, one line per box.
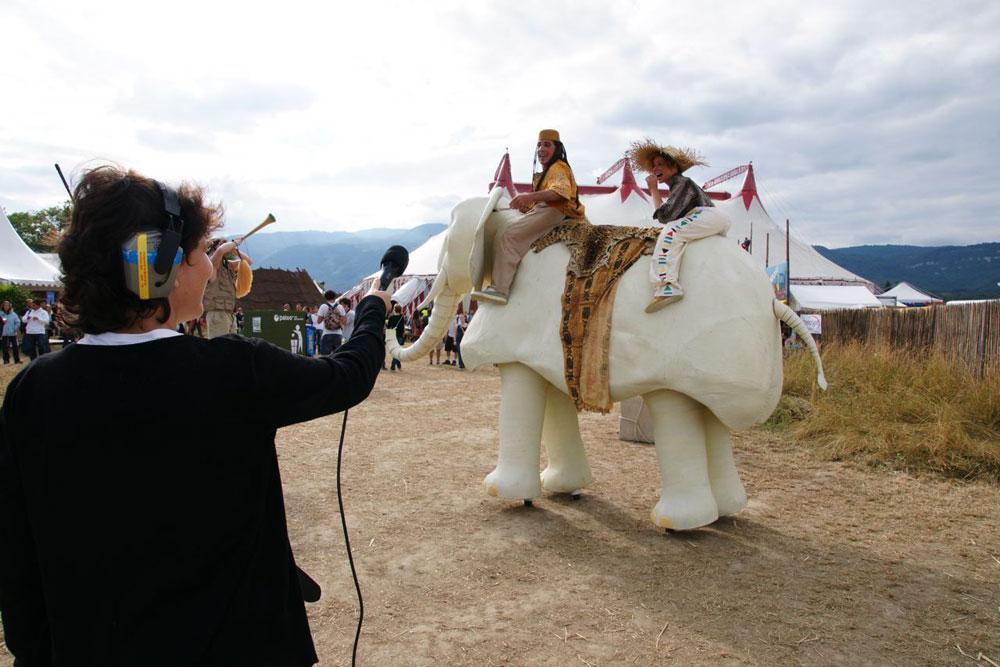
[882, 281, 943, 306]
[0, 206, 61, 289]
[789, 284, 882, 311]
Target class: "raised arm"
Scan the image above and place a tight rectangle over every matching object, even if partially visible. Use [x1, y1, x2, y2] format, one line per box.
[251, 293, 389, 427]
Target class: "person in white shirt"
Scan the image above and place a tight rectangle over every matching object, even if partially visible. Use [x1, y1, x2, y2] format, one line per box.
[316, 290, 346, 355]
[338, 298, 355, 341]
[22, 299, 51, 360]
[444, 313, 461, 366]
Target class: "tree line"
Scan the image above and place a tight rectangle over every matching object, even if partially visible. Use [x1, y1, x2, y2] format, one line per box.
[7, 202, 71, 251]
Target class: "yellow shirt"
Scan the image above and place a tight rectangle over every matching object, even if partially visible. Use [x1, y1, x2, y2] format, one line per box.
[531, 160, 586, 219]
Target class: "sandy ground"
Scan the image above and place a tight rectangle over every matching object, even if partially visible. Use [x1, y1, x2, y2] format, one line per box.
[1, 359, 998, 666]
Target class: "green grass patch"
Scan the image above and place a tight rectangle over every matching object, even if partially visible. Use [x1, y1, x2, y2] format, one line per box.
[768, 342, 1000, 482]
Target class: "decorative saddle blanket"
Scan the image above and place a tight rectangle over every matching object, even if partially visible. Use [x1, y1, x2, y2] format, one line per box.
[532, 222, 660, 413]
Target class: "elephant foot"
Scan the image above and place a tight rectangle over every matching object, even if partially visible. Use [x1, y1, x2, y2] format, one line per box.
[650, 489, 719, 531]
[540, 465, 592, 494]
[484, 467, 541, 501]
[712, 480, 748, 517]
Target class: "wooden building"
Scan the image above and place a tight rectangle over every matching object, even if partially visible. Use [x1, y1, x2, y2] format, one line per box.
[236, 268, 323, 311]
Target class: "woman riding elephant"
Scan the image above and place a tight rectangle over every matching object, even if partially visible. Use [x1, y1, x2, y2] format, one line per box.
[472, 129, 586, 305]
[630, 139, 730, 313]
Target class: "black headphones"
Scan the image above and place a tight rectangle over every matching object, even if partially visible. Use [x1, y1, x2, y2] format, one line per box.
[121, 180, 186, 300]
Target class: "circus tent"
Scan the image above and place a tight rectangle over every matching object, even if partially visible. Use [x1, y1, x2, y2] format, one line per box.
[0, 205, 61, 289]
[344, 153, 879, 312]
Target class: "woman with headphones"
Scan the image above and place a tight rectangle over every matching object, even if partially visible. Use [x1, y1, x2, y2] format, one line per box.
[0, 165, 390, 665]
[473, 128, 586, 305]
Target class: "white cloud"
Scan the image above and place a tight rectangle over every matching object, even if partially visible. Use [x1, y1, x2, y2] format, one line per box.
[0, 0, 997, 247]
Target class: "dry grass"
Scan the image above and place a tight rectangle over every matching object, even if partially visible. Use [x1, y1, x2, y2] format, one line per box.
[772, 341, 1000, 482]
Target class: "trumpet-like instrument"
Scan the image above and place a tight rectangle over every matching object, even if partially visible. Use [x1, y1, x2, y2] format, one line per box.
[238, 213, 276, 244]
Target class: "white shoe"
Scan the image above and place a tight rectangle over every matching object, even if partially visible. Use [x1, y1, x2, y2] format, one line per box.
[645, 294, 683, 313]
[471, 287, 508, 304]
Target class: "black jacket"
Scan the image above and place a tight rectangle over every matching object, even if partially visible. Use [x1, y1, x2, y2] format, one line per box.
[0, 295, 387, 666]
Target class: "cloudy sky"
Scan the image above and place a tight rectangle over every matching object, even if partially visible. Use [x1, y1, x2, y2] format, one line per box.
[1, 0, 997, 247]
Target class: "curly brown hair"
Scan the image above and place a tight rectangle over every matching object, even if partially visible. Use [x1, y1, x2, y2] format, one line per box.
[58, 165, 222, 334]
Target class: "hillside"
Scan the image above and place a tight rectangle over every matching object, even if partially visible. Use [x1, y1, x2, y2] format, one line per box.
[237, 223, 445, 291]
[815, 243, 1000, 300]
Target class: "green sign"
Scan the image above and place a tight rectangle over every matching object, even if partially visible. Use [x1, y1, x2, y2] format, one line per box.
[242, 310, 309, 354]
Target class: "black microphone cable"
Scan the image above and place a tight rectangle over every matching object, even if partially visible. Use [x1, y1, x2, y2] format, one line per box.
[336, 408, 364, 667]
[337, 245, 408, 665]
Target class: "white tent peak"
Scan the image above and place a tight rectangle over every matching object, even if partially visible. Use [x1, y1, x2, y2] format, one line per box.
[0, 205, 61, 289]
[882, 281, 943, 305]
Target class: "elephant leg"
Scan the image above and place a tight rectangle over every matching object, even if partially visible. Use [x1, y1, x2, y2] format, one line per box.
[484, 363, 546, 501]
[540, 384, 592, 494]
[643, 389, 719, 530]
[704, 410, 747, 517]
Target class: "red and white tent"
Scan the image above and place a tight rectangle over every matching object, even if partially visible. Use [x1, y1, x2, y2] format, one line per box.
[341, 229, 446, 317]
[344, 153, 878, 312]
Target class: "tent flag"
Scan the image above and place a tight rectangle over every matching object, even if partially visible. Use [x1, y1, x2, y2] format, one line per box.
[767, 261, 788, 301]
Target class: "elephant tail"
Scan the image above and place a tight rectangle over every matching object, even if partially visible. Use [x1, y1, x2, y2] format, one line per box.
[773, 299, 828, 391]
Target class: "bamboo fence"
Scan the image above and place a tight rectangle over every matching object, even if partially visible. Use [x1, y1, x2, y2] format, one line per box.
[820, 301, 1000, 377]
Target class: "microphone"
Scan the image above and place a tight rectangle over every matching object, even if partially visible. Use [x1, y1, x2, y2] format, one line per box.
[378, 245, 409, 290]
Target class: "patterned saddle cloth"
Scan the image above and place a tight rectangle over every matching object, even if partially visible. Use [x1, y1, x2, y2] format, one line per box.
[532, 222, 660, 413]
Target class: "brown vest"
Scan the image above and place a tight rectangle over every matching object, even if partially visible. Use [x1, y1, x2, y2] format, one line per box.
[204, 264, 237, 312]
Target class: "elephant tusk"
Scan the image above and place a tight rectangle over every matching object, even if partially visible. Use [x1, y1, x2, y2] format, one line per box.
[773, 299, 828, 390]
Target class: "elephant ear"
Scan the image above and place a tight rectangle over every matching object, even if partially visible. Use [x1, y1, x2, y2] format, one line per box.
[468, 186, 507, 292]
[438, 187, 506, 296]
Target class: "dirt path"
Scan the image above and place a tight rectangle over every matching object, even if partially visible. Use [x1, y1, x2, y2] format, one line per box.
[2, 361, 998, 665]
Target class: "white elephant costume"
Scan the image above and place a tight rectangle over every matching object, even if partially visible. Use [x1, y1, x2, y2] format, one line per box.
[388, 188, 826, 530]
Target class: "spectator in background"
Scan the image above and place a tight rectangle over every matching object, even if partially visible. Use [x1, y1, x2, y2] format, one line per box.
[339, 298, 355, 341]
[454, 312, 468, 370]
[54, 303, 79, 348]
[40, 303, 53, 353]
[427, 308, 443, 365]
[410, 308, 425, 343]
[308, 306, 322, 357]
[234, 306, 245, 332]
[444, 313, 460, 366]
[282, 303, 290, 311]
[21, 300, 50, 360]
[1, 301, 21, 365]
[317, 290, 347, 355]
[187, 313, 205, 338]
[386, 304, 405, 371]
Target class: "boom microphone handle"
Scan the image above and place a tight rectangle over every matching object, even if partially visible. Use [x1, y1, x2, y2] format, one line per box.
[378, 245, 409, 290]
[55, 163, 73, 199]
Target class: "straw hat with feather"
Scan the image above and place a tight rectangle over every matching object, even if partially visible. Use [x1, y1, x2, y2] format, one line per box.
[628, 138, 707, 174]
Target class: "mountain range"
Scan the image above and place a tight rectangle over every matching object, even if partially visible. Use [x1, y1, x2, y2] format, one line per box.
[240, 226, 999, 301]
[236, 223, 446, 292]
[815, 243, 1000, 301]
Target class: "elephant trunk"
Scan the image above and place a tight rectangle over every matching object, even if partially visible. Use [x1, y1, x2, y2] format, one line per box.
[773, 299, 828, 390]
[387, 290, 460, 362]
